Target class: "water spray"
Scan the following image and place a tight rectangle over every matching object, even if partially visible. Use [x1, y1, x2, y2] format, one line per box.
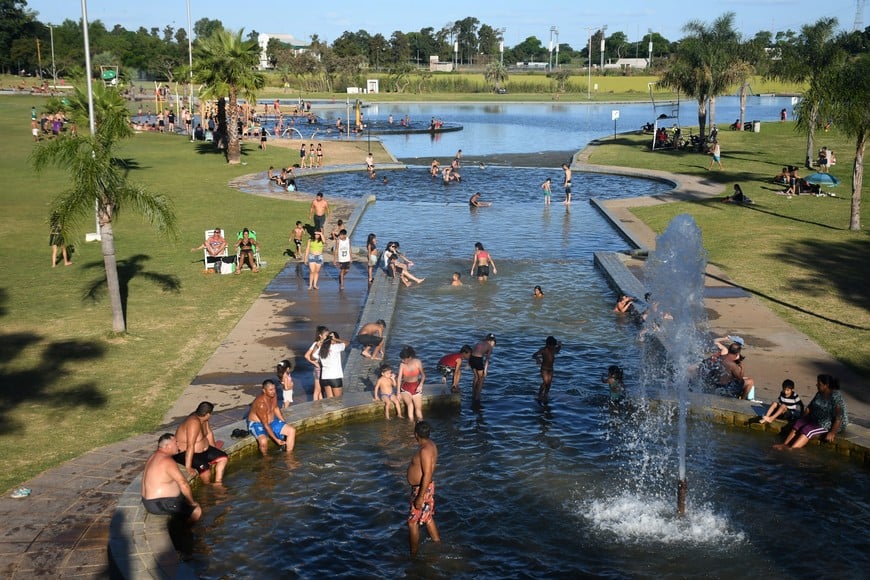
[677, 479, 687, 515]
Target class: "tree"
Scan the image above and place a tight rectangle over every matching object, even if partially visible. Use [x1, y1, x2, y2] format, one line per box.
[803, 54, 870, 230]
[484, 61, 508, 92]
[30, 83, 177, 332]
[193, 17, 223, 40]
[659, 13, 743, 143]
[770, 18, 845, 168]
[192, 28, 265, 164]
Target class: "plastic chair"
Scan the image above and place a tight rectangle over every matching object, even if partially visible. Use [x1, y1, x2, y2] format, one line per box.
[202, 229, 231, 273]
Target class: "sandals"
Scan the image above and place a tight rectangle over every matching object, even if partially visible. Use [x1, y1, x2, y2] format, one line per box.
[11, 487, 31, 498]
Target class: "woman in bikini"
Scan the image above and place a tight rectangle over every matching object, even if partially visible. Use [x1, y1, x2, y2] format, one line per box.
[397, 345, 426, 423]
[470, 242, 497, 281]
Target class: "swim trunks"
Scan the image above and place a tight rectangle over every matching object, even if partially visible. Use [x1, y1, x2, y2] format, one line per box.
[379, 392, 394, 401]
[469, 355, 485, 370]
[141, 493, 195, 518]
[247, 418, 288, 440]
[357, 334, 382, 347]
[408, 482, 435, 525]
[476, 265, 490, 278]
[173, 446, 228, 474]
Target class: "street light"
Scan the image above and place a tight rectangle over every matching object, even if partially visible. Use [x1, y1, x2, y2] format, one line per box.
[600, 25, 608, 71]
[81, 0, 100, 242]
[548, 26, 557, 72]
[648, 28, 654, 69]
[186, 0, 194, 141]
[49, 24, 57, 89]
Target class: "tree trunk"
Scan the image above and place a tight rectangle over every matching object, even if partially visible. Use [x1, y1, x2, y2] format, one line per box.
[227, 88, 241, 165]
[850, 133, 865, 231]
[697, 98, 708, 148]
[215, 98, 227, 151]
[805, 101, 819, 169]
[709, 95, 717, 129]
[738, 82, 747, 129]
[99, 215, 126, 333]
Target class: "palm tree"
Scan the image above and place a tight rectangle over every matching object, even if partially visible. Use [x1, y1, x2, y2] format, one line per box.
[806, 54, 870, 231]
[192, 29, 265, 165]
[31, 82, 177, 333]
[769, 18, 844, 168]
[659, 13, 743, 144]
[484, 61, 509, 93]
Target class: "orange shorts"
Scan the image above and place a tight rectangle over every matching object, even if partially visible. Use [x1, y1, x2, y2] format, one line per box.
[408, 482, 435, 525]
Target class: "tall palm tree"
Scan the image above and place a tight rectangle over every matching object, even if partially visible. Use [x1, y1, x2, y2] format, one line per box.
[660, 13, 742, 144]
[192, 29, 265, 165]
[805, 54, 870, 231]
[769, 18, 844, 168]
[484, 61, 509, 93]
[31, 82, 177, 333]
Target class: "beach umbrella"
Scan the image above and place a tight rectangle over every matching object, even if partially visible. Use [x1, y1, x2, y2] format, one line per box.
[804, 172, 841, 187]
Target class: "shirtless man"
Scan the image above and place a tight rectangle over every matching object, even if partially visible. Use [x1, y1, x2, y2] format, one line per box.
[406, 421, 440, 556]
[469, 333, 497, 402]
[247, 380, 297, 456]
[532, 336, 562, 403]
[309, 192, 330, 233]
[357, 319, 386, 359]
[141, 433, 202, 523]
[174, 401, 228, 485]
[561, 163, 572, 204]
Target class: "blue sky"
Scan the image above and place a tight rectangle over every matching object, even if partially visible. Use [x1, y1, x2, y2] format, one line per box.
[27, 0, 858, 48]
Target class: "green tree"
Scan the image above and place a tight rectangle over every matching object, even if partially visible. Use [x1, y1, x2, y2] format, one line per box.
[659, 13, 743, 143]
[193, 17, 223, 40]
[484, 61, 508, 92]
[770, 18, 845, 168]
[30, 83, 176, 332]
[803, 54, 870, 230]
[192, 28, 265, 164]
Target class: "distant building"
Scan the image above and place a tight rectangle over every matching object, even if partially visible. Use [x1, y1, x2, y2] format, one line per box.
[257, 33, 310, 70]
[604, 58, 650, 70]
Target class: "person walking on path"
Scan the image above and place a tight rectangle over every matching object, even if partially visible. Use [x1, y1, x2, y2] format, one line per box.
[309, 192, 330, 233]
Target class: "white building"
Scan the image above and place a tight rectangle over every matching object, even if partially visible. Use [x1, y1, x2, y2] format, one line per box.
[603, 58, 650, 70]
[257, 33, 310, 70]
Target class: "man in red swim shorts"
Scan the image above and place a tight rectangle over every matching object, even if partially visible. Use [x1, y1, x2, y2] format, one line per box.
[406, 421, 440, 556]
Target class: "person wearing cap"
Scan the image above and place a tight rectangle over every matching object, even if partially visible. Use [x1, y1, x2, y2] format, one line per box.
[469, 334, 497, 402]
[713, 335, 745, 355]
[713, 340, 755, 399]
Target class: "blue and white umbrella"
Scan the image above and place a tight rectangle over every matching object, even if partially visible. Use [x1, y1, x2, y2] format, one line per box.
[804, 172, 841, 187]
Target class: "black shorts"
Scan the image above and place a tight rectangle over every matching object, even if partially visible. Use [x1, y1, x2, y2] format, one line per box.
[174, 446, 227, 474]
[338, 261, 350, 271]
[321, 377, 343, 388]
[469, 356, 485, 370]
[476, 265, 490, 277]
[141, 494, 194, 518]
[357, 334, 382, 347]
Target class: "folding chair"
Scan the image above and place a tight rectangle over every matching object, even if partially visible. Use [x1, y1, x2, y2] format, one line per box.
[235, 229, 262, 272]
[202, 229, 232, 274]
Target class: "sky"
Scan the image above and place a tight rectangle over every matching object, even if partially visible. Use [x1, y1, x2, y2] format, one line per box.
[26, 0, 860, 49]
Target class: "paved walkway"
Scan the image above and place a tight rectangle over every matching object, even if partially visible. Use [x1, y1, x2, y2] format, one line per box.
[1, 148, 867, 579]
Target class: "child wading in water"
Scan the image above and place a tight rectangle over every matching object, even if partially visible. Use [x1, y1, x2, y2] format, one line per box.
[532, 336, 562, 403]
[540, 178, 552, 205]
[603, 365, 625, 403]
[373, 363, 403, 419]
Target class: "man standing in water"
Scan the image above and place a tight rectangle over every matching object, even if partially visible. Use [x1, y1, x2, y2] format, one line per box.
[561, 163, 572, 204]
[469, 333, 497, 402]
[407, 421, 440, 556]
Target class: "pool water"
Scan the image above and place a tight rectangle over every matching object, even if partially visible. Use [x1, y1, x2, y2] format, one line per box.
[190, 164, 869, 578]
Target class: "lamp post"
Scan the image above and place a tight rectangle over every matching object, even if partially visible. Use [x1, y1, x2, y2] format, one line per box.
[366, 123, 371, 154]
[49, 24, 57, 88]
[600, 25, 608, 71]
[453, 41, 458, 71]
[186, 0, 194, 141]
[81, 0, 100, 241]
[648, 28, 653, 69]
[586, 27, 593, 100]
[548, 26, 556, 72]
[554, 28, 560, 69]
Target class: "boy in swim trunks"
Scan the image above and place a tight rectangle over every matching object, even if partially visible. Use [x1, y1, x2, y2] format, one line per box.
[291, 221, 305, 259]
[532, 336, 562, 403]
[406, 421, 440, 556]
[562, 163, 572, 204]
[437, 345, 472, 393]
[541, 177, 552, 205]
[373, 363, 403, 419]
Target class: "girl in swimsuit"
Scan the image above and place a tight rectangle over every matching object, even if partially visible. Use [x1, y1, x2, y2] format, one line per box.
[470, 242, 497, 281]
[373, 363, 403, 419]
[397, 345, 426, 422]
[366, 233, 378, 283]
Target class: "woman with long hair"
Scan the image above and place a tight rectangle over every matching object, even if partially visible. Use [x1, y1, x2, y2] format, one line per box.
[304, 229, 325, 290]
[775, 374, 848, 450]
[304, 326, 329, 400]
[397, 345, 426, 422]
[318, 331, 350, 398]
[366, 233, 379, 284]
[470, 242, 497, 281]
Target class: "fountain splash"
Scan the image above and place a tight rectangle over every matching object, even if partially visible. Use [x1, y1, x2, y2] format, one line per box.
[642, 214, 709, 512]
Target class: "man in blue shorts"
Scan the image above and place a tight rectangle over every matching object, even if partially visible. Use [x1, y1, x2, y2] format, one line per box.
[247, 380, 296, 455]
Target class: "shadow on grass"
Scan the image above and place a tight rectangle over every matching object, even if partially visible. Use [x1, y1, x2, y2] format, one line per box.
[81, 254, 181, 323]
[742, 202, 845, 231]
[0, 330, 106, 434]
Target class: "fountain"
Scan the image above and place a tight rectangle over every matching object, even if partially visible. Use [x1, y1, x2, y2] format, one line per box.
[641, 214, 710, 514]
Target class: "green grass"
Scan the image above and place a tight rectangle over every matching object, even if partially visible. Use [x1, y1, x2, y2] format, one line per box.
[0, 95, 374, 492]
[586, 123, 870, 380]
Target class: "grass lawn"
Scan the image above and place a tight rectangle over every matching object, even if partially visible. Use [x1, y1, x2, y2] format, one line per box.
[0, 94, 380, 493]
[585, 122, 870, 381]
